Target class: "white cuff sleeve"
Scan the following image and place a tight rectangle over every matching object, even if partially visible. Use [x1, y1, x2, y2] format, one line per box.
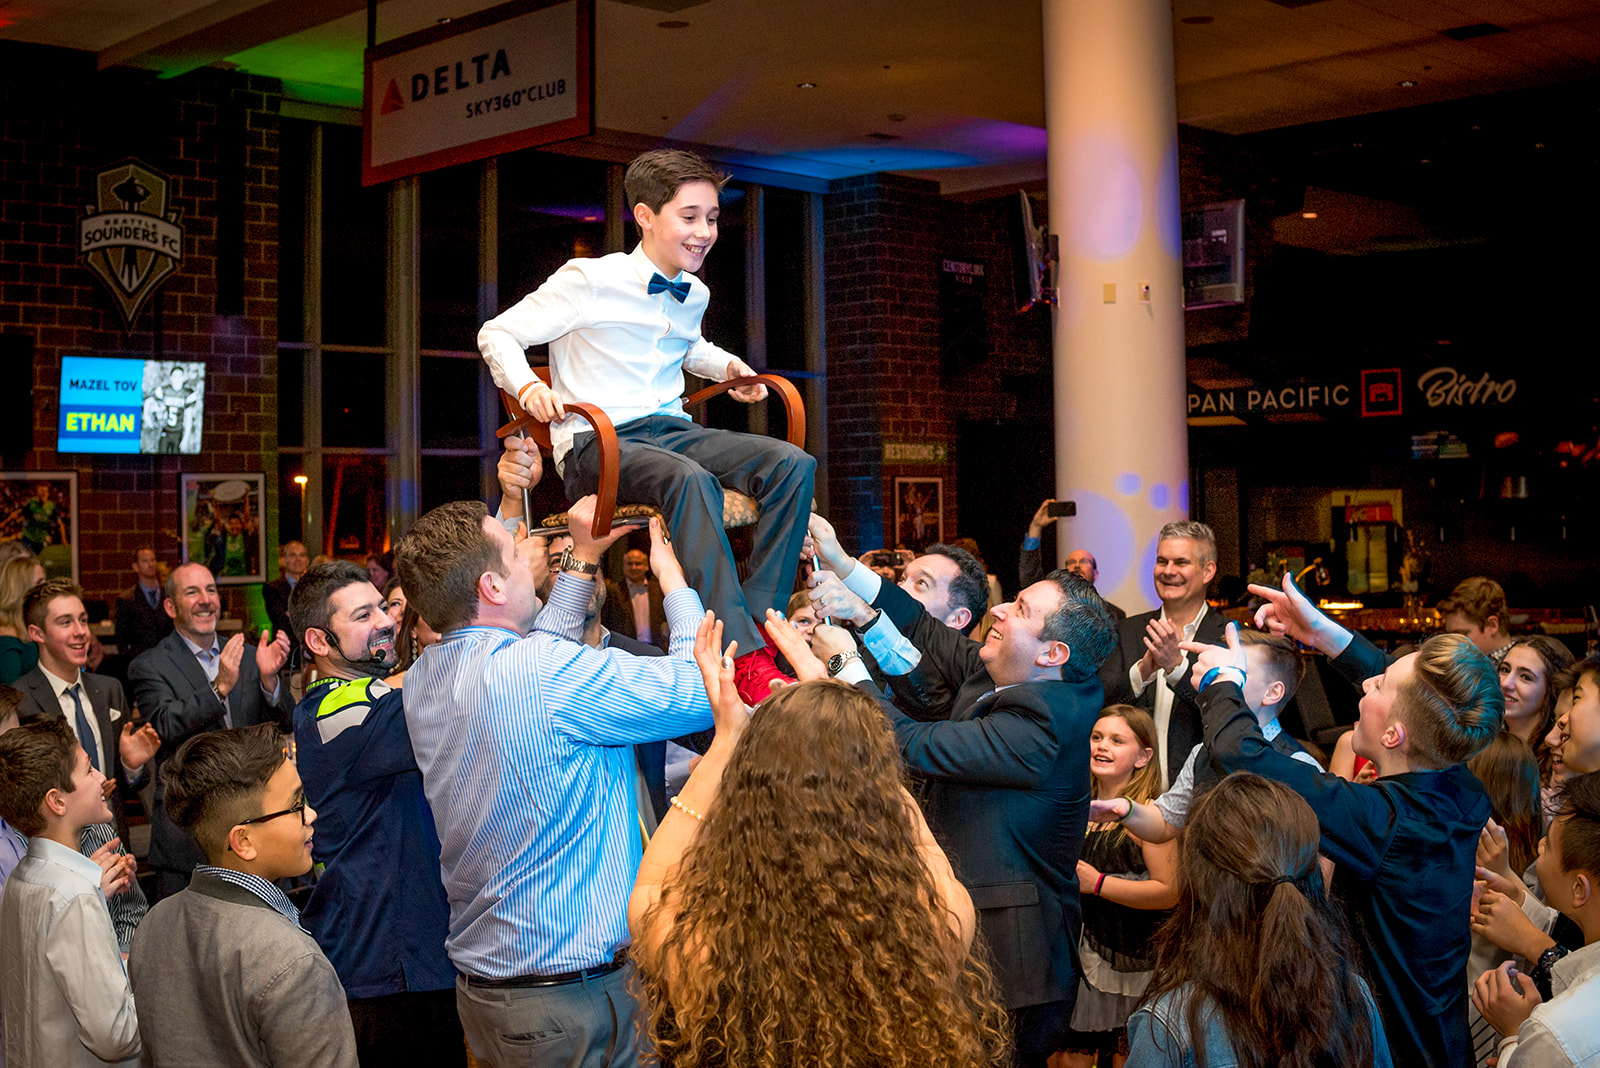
[840, 565, 883, 604]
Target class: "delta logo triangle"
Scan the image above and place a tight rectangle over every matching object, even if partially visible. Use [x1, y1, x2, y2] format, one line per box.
[381, 79, 405, 115]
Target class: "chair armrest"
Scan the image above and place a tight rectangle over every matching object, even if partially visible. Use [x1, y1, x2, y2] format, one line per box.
[495, 388, 620, 540]
[683, 374, 806, 449]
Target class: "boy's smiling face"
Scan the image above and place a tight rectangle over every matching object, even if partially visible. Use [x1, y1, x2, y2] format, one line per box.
[635, 179, 719, 279]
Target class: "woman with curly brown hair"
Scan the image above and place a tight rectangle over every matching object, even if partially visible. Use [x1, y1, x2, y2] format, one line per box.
[1496, 635, 1574, 792]
[628, 613, 1011, 1068]
[1127, 772, 1391, 1068]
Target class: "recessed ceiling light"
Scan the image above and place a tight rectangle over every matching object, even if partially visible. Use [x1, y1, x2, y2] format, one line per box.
[797, 82, 817, 89]
[657, 20, 689, 28]
[437, 16, 451, 23]
[1301, 212, 1318, 219]
[1398, 80, 1418, 88]
[1420, 158, 1431, 164]
[1182, 16, 1214, 24]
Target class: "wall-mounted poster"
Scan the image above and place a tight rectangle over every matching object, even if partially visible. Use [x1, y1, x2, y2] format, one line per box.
[893, 477, 943, 555]
[180, 473, 265, 584]
[0, 473, 79, 582]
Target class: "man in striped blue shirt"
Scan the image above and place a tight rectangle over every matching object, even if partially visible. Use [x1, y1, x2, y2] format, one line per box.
[396, 494, 715, 1068]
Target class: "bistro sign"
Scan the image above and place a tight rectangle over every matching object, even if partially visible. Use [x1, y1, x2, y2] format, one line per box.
[1189, 364, 1519, 423]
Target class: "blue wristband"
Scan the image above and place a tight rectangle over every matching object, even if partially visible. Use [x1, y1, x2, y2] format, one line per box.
[1199, 666, 1245, 692]
[1022, 535, 1041, 551]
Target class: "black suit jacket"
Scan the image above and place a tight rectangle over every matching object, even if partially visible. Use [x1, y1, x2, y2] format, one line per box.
[611, 578, 669, 653]
[128, 630, 295, 876]
[262, 577, 295, 641]
[867, 578, 1103, 1012]
[1098, 605, 1227, 783]
[14, 667, 139, 842]
[113, 584, 173, 663]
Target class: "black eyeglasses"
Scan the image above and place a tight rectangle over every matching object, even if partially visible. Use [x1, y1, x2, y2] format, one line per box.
[236, 795, 307, 827]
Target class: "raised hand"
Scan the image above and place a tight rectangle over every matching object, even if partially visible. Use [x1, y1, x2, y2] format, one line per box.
[1028, 498, 1057, 539]
[808, 622, 857, 664]
[216, 632, 246, 696]
[497, 434, 543, 520]
[646, 515, 687, 594]
[764, 608, 827, 682]
[806, 513, 853, 574]
[256, 629, 292, 679]
[118, 721, 161, 773]
[693, 612, 749, 738]
[1247, 572, 1351, 657]
[1142, 616, 1184, 674]
[566, 495, 631, 561]
[807, 571, 874, 627]
[1181, 620, 1247, 692]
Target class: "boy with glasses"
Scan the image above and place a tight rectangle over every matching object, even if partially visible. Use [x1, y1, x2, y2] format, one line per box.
[128, 724, 357, 1067]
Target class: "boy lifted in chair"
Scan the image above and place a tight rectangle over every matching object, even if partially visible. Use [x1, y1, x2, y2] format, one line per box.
[479, 148, 815, 705]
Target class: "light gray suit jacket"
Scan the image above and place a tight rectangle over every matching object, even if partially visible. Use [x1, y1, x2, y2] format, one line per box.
[128, 872, 358, 1068]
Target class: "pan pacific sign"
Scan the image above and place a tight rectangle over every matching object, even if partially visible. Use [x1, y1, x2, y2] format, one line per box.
[78, 159, 184, 326]
[363, 0, 593, 185]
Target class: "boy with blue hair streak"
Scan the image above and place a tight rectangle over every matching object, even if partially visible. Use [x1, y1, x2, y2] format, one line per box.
[479, 148, 815, 706]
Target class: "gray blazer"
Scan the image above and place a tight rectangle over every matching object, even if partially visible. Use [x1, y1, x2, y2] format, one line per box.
[129, 872, 358, 1067]
[127, 630, 294, 876]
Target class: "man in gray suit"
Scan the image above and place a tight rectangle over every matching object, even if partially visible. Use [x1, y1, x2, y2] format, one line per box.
[128, 562, 293, 902]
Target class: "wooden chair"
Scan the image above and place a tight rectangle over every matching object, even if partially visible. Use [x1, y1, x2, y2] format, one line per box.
[495, 367, 806, 538]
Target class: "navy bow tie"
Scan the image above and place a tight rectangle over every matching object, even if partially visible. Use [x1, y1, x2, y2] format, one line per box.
[647, 272, 691, 303]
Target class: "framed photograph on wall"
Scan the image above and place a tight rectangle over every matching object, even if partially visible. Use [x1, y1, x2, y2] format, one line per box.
[180, 473, 265, 584]
[893, 477, 943, 554]
[0, 472, 79, 583]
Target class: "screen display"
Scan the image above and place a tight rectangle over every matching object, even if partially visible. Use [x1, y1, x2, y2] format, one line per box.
[58, 356, 205, 454]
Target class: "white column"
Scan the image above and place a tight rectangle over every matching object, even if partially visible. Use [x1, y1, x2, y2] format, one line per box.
[1043, 0, 1187, 614]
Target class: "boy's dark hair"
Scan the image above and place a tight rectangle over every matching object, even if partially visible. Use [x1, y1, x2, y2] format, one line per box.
[923, 543, 989, 636]
[1437, 576, 1508, 632]
[394, 500, 498, 635]
[289, 560, 376, 656]
[1553, 653, 1600, 701]
[624, 149, 727, 214]
[1551, 770, 1600, 880]
[0, 716, 78, 835]
[0, 682, 24, 730]
[22, 576, 83, 633]
[162, 724, 288, 861]
[1238, 630, 1307, 706]
[1395, 632, 1504, 769]
[1041, 570, 1117, 683]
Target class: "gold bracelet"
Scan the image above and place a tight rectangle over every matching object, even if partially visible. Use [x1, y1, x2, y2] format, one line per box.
[669, 795, 704, 822]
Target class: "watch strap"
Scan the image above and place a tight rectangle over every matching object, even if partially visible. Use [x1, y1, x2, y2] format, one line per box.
[826, 651, 862, 677]
[558, 548, 600, 576]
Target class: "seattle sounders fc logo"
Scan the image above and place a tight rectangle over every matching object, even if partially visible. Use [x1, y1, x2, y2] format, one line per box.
[78, 159, 185, 326]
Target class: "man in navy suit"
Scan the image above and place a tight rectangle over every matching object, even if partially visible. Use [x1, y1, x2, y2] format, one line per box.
[14, 578, 161, 845]
[806, 514, 1117, 1068]
[112, 546, 174, 664]
[128, 562, 294, 901]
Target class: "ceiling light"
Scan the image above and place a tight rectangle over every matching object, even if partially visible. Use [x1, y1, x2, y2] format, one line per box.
[1301, 212, 1317, 219]
[436, 16, 451, 23]
[797, 82, 817, 89]
[1398, 80, 1418, 88]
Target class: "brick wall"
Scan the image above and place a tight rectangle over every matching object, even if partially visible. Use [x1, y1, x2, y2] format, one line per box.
[0, 41, 282, 616]
[822, 173, 1051, 557]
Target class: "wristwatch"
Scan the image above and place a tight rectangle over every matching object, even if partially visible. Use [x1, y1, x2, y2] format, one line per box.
[826, 651, 862, 677]
[557, 547, 600, 576]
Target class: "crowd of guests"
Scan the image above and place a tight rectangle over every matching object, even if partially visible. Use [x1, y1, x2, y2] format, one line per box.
[2, 144, 1597, 1068]
[0, 481, 1595, 1068]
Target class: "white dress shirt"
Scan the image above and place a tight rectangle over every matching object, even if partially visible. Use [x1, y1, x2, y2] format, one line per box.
[477, 244, 740, 469]
[39, 664, 108, 774]
[0, 837, 140, 1066]
[1128, 602, 1209, 790]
